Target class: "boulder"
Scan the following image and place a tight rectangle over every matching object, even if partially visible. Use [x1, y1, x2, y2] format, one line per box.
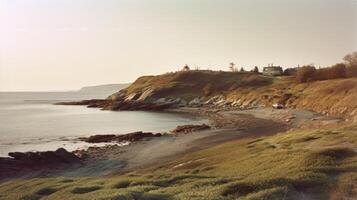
[1, 148, 82, 180]
[116, 131, 161, 142]
[272, 103, 284, 109]
[189, 98, 201, 105]
[172, 98, 182, 104]
[84, 134, 116, 143]
[7, 148, 80, 165]
[171, 124, 211, 134]
[178, 99, 188, 106]
[55, 148, 82, 163]
[38, 151, 59, 163]
[8, 152, 26, 160]
[155, 98, 168, 104]
[80, 131, 162, 143]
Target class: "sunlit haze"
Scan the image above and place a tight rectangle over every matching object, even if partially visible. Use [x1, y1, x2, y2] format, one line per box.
[0, 0, 356, 91]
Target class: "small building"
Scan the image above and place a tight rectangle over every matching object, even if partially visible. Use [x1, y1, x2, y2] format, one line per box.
[263, 64, 283, 76]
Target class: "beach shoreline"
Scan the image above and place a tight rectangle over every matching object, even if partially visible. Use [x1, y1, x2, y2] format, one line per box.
[2, 105, 343, 182]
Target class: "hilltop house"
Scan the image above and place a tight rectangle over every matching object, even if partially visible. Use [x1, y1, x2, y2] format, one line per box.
[263, 65, 283, 76]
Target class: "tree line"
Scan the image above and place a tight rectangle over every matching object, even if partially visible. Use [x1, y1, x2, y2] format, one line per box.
[296, 52, 357, 83]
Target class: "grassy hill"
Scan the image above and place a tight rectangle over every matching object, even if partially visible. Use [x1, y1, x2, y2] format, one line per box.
[1, 124, 356, 199]
[227, 77, 357, 121]
[106, 70, 357, 121]
[108, 70, 272, 102]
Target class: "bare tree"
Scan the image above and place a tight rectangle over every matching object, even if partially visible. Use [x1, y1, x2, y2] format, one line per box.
[343, 51, 357, 67]
[344, 51, 357, 77]
[253, 66, 259, 73]
[182, 64, 190, 71]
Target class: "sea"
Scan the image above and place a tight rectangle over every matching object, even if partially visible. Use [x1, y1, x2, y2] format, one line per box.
[0, 91, 205, 157]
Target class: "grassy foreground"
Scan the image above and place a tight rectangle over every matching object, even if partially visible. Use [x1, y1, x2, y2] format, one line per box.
[1, 125, 356, 200]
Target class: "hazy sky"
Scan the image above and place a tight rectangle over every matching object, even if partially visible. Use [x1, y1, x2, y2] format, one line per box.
[0, 0, 356, 91]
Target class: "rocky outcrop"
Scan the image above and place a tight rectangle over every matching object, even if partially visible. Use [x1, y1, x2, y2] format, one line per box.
[0, 148, 81, 180]
[80, 131, 162, 143]
[102, 100, 173, 111]
[56, 71, 357, 121]
[56, 99, 107, 108]
[171, 124, 211, 134]
[6, 148, 81, 165]
[56, 71, 273, 111]
[56, 99, 174, 111]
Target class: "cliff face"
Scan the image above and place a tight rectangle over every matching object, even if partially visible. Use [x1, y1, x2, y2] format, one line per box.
[81, 70, 357, 121]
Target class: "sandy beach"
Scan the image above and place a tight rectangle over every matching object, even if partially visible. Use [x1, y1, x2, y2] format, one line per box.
[0, 106, 343, 183]
[49, 107, 339, 178]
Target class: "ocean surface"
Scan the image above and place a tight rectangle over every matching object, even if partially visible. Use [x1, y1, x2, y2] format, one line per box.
[0, 92, 205, 157]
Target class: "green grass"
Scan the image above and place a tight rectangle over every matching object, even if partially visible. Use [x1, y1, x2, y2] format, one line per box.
[0, 125, 356, 200]
[71, 186, 102, 194]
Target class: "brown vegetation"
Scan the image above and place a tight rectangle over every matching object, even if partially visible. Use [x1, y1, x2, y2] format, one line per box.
[344, 51, 357, 77]
[116, 70, 272, 101]
[296, 52, 357, 83]
[295, 65, 317, 83]
[296, 64, 347, 83]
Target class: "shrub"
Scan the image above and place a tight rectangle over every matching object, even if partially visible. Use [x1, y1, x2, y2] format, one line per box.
[242, 74, 271, 87]
[71, 186, 102, 194]
[20, 194, 41, 200]
[296, 66, 316, 83]
[343, 51, 357, 67]
[35, 187, 58, 196]
[114, 180, 131, 189]
[315, 63, 347, 80]
[283, 68, 298, 76]
[253, 66, 259, 73]
[343, 51, 357, 77]
[331, 63, 347, 78]
[346, 65, 357, 77]
[296, 64, 347, 83]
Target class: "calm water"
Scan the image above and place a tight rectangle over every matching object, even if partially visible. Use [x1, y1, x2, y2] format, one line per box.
[0, 92, 205, 156]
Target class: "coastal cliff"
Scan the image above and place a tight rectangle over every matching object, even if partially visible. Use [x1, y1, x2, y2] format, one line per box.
[4, 70, 357, 199]
[61, 70, 357, 121]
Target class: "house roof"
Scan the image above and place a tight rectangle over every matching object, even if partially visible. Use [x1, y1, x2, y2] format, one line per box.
[263, 66, 283, 71]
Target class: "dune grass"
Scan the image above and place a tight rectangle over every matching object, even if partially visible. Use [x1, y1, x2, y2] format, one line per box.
[0, 125, 356, 200]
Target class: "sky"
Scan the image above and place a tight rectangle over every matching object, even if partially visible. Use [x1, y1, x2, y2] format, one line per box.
[0, 0, 356, 91]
